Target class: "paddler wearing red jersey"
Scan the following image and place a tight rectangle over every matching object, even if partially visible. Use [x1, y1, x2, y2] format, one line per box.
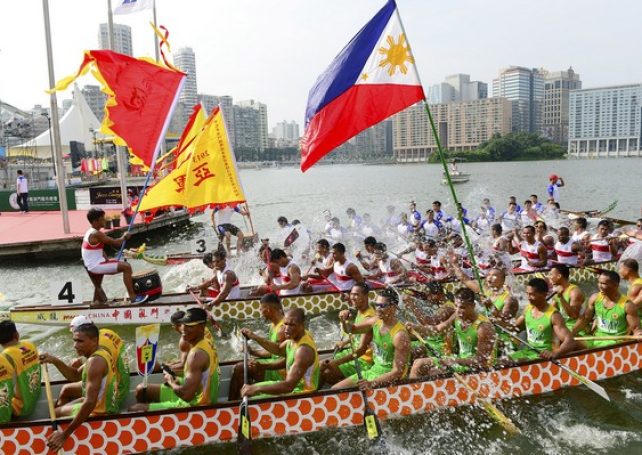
[81, 208, 148, 305]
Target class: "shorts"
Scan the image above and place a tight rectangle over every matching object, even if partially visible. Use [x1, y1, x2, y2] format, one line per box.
[71, 402, 110, 416]
[256, 358, 285, 382]
[87, 260, 120, 275]
[217, 224, 240, 236]
[411, 338, 447, 356]
[147, 383, 191, 411]
[251, 380, 309, 399]
[431, 356, 471, 373]
[348, 364, 392, 383]
[509, 349, 542, 362]
[334, 348, 372, 378]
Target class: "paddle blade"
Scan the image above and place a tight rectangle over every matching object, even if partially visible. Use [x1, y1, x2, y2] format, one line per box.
[480, 401, 520, 434]
[364, 407, 382, 441]
[565, 366, 610, 402]
[284, 228, 299, 248]
[237, 398, 252, 454]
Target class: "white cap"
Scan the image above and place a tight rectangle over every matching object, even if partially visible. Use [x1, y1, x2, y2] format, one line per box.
[69, 315, 92, 330]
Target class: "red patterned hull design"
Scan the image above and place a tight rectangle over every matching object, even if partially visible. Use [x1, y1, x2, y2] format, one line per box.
[1, 341, 640, 454]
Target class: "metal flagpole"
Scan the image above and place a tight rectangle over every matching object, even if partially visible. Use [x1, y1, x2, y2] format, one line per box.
[107, 0, 130, 211]
[394, 4, 485, 293]
[42, 0, 70, 233]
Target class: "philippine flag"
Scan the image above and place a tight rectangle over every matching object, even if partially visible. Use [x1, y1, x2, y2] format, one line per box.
[301, 0, 425, 172]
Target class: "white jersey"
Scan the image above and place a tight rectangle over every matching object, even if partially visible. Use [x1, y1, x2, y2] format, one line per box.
[414, 248, 430, 265]
[591, 234, 612, 263]
[519, 240, 543, 271]
[554, 239, 578, 266]
[571, 230, 589, 244]
[16, 175, 28, 193]
[328, 259, 356, 291]
[81, 228, 105, 269]
[273, 261, 301, 296]
[216, 265, 241, 299]
[500, 212, 520, 231]
[378, 257, 401, 284]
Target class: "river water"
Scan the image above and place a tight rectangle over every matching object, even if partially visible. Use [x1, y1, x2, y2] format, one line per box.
[1, 159, 641, 454]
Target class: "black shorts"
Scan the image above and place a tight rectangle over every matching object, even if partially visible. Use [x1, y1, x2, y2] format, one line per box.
[217, 223, 240, 236]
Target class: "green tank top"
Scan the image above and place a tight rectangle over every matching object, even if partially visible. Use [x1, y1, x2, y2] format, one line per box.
[425, 301, 455, 347]
[454, 315, 489, 359]
[372, 320, 408, 371]
[268, 319, 285, 361]
[0, 354, 14, 424]
[187, 338, 219, 406]
[2, 340, 41, 417]
[340, 307, 376, 363]
[554, 283, 584, 331]
[483, 288, 510, 315]
[524, 304, 556, 351]
[81, 348, 118, 415]
[99, 329, 129, 406]
[594, 293, 629, 336]
[286, 331, 319, 393]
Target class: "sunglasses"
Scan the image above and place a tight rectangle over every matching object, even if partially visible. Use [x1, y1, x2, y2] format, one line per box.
[374, 303, 394, 309]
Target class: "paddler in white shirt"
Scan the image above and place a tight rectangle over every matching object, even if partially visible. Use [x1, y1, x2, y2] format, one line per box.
[187, 250, 241, 307]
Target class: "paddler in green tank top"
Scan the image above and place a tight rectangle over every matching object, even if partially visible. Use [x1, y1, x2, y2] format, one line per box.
[44, 323, 119, 453]
[321, 283, 375, 385]
[0, 321, 41, 418]
[574, 270, 641, 349]
[619, 259, 642, 313]
[409, 288, 497, 379]
[241, 308, 320, 398]
[0, 353, 14, 424]
[228, 293, 286, 400]
[403, 282, 456, 358]
[505, 278, 576, 362]
[450, 260, 518, 356]
[548, 264, 587, 336]
[332, 288, 411, 391]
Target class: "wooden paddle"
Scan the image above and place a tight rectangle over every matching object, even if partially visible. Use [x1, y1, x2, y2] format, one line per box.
[237, 335, 252, 455]
[42, 363, 62, 455]
[188, 290, 223, 337]
[576, 335, 642, 342]
[405, 322, 520, 434]
[347, 332, 384, 444]
[493, 323, 610, 401]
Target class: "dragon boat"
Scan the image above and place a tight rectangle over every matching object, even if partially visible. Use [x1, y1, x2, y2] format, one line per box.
[0, 262, 614, 326]
[1, 339, 640, 454]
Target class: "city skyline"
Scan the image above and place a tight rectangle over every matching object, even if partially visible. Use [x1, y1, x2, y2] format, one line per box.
[1, 0, 641, 130]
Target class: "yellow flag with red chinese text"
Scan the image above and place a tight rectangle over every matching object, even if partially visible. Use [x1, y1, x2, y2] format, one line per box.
[138, 107, 246, 212]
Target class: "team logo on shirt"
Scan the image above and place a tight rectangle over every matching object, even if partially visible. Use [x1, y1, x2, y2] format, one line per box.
[612, 313, 619, 320]
[28, 369, 40, 393]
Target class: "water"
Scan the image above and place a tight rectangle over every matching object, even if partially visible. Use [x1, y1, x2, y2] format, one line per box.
[1, 159, 641, 454]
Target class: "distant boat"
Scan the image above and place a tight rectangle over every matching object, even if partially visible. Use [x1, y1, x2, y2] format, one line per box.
[441, 160, 470, 184]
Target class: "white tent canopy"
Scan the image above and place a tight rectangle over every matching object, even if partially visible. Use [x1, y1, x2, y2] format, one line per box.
[9, 85, 104, 159]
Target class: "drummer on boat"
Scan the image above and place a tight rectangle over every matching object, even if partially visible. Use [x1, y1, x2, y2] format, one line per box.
[82, 208, 148, 305]
[228, 293, 286, 400]
[320, 283, 375, 386]
[186, 250, 241, 306]
[241, 308, 320, 398]
[409, 288, 497, 379]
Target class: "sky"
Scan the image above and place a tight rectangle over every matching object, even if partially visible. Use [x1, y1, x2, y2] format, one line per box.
[1, 0, 641, 130]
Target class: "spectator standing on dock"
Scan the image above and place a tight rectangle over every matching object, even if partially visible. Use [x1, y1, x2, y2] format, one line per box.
[16, 170, 28, 213]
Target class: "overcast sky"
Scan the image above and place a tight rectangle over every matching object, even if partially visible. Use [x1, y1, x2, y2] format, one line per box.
[1, 0, 640, 129]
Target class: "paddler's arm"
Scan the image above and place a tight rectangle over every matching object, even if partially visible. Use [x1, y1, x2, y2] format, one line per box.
[554, 285, 584, 321]
[544, 312, 574, 359]
[273, 265, 301, 292]
[625, 301, 642, 336]
[501, 295, 520, 320]
[91, 229, 131, 249]
[497, 313, 525, 334]
[166, 349, 208, 402]
[573, 294, 597, 335]
[241, 328, 286, 357]
[387, 259, 407, 284]
[529, 244, 548, 268]
[342, 316, 377, 335]
[242, 345, 315, 397]
[39, 353, 82, 382]
[47, 356, 105, 452]
[364, 330, 410, 389]
[450, 260, 479, 293]
[249, 358, 286, 371]
[347, 263, 365, 284]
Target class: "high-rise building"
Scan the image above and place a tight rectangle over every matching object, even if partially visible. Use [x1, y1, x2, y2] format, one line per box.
[429, 74, 487, 104]
[272, 120, 300, 147]
[81, 85, 106, 122]
[174, 47, 198, 108]
[541, 67, 582, 144]
[98, 23, 133, 56]
[237, 100, 268, 150]
[568, 84, 642, 158]
[393, 98, 512, 162]
[492, 66, 544, 134]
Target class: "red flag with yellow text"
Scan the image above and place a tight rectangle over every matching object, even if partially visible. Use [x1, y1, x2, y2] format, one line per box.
[49, 50, 185, 169]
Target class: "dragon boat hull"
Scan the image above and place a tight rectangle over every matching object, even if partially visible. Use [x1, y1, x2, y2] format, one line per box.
[0, 261, 614, 326]
[1, 340, 640, 454]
